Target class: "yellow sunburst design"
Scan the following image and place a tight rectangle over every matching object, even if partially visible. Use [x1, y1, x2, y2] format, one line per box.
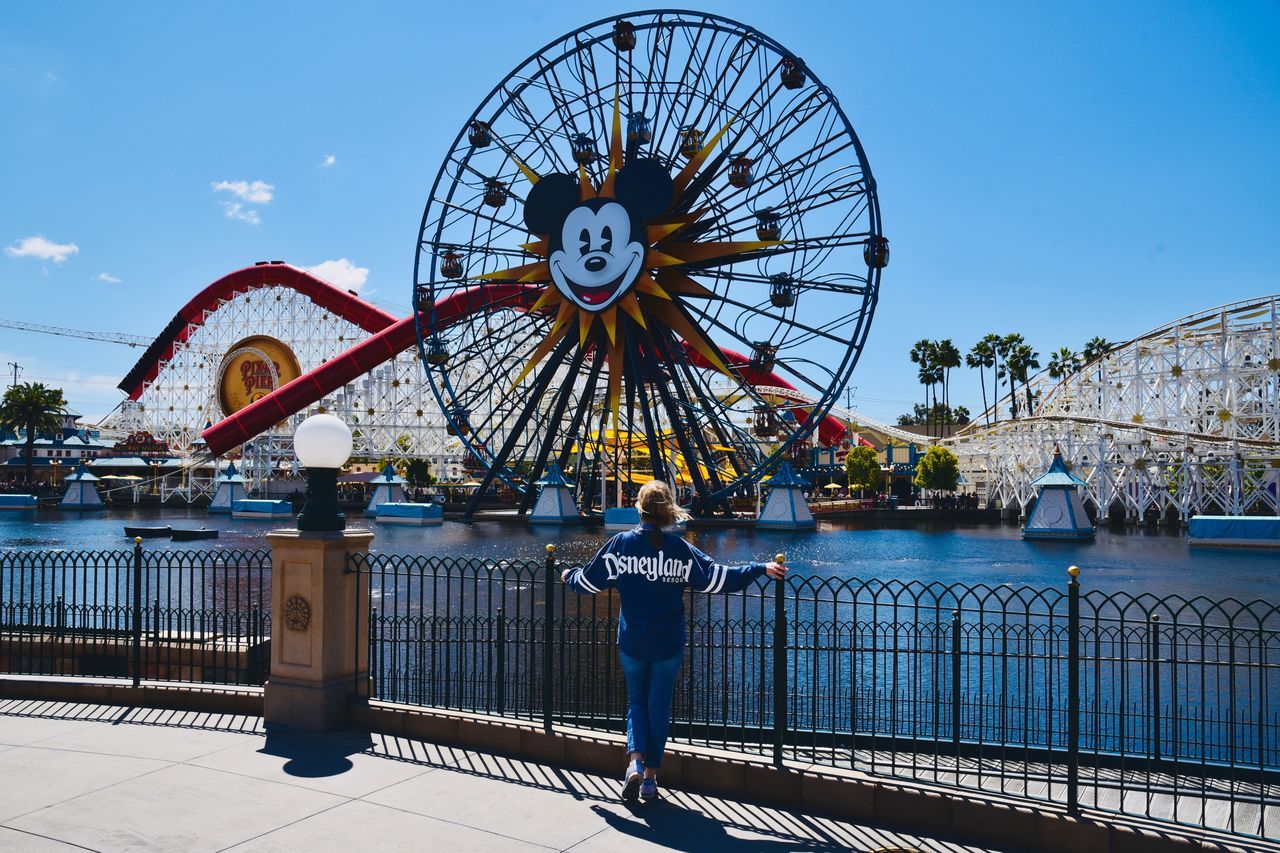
[480, 97, 781, 425]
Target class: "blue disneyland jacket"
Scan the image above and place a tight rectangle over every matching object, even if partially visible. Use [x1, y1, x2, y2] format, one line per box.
[564, 524, 767, 661]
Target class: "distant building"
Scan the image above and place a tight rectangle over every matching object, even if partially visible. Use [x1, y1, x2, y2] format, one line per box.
[1, 407, 116, 478]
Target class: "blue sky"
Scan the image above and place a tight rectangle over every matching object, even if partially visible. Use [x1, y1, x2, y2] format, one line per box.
[2, 1, 1277, 422]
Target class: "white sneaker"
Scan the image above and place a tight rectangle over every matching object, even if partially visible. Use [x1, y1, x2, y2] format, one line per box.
[621, 759, 643, 800]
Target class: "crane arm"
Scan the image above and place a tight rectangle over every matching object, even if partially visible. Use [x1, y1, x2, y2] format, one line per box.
[0, 318, 152, 348]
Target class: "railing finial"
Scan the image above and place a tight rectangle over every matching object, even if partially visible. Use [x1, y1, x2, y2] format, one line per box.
[546, 543, 556, 554]
[1067, 565, 1080, 579]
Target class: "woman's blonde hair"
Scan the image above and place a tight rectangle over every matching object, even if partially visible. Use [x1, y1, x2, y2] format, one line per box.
[635, 480, 691, 529]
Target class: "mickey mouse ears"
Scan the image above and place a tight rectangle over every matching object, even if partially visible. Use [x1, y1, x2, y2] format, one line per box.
[614, 159, 674, 220]
[523, 158, 674, 235]
[523, 174, 579, 235]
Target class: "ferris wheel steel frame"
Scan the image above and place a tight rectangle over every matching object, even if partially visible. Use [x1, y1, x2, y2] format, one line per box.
[947, 295, 1280, 520]
[413, 10, 884, 515]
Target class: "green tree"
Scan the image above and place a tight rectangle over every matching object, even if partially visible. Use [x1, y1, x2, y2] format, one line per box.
[913, 446, 960, 493]
[935, 339, 961, 436]
[908, 339, 938, 437]
[844, 445, 880, 496]
[1012, 343, 1041, 416]
[1048, 347, 1080, 380]
[0, 383, 67, 485]
[404, 458, 435, 489]
[897, 402, 970, 427]
[1081, 336, 1112, 364]
[966, 335, 1000, 424]
[996, 333, 1024, 419]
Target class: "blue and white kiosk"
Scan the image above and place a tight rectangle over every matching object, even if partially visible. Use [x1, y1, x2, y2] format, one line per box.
[756, 462, 816, 530]
[1022, 448, 1095, 540]
[209, 461, 248, 514]
[530, 463, 581, 525]
[365, 463, 408, 517]
[59, 462, 104, 509]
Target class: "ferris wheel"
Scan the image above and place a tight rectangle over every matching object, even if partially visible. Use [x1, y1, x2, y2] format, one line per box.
[414, 10, 886, 516]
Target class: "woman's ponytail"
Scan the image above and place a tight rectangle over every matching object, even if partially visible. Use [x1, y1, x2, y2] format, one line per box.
[635, 481, 691, 547]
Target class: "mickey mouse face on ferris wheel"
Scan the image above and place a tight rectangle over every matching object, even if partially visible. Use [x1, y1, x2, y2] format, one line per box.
[523, 159, 674, 313]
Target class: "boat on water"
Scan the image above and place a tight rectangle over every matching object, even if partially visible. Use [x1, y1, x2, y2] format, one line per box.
[123, 525, 172, 538]
[170, 528, 219, 541]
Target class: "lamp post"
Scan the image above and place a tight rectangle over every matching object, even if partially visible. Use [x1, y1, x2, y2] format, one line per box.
[293, 414, 353, 532]
[264, 412, 370, 730]
[51, 459, 61, 490]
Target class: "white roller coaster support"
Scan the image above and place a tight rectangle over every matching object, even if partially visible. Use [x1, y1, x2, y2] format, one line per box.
[99, 285, 463, 494]
[944, 295, 1280, 521]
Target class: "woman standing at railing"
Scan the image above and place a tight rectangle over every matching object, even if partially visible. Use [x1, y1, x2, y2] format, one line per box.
[561, 480, 787, 802]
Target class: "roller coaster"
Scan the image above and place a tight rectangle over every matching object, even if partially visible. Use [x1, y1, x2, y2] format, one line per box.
[946, 295, 1280, 521]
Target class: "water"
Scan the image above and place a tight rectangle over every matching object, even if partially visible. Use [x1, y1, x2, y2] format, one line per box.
[2, 508, 1274, 601]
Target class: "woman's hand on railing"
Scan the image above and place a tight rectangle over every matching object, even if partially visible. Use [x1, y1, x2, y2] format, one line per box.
[764, 561, 788, 580]
[560, 568, 572, 583]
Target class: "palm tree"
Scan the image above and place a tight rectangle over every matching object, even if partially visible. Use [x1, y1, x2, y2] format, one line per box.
[997, 333, 1024, 419]
[1047, 347, 1080, 380]
[0, 382, 67, 485]
[1081, 336, 1112, 365]
[966, 336, 998, 425]
[908, 339, 937, 436]
[1011, 343, 1041, 416]
[934, 339, 961, 436]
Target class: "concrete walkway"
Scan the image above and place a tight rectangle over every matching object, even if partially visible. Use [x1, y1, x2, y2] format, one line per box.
[0, 699, 995, 852]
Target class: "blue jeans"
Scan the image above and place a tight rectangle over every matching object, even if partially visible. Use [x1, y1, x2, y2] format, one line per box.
[619, 649, 682, 769]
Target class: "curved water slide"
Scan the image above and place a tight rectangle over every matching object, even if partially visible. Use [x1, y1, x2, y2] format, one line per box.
[200, 279, 850, 457]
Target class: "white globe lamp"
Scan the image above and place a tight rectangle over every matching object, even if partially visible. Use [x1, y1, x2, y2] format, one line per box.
[294, 414, 353, 532]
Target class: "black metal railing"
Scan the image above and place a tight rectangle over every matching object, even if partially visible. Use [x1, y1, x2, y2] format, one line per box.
[1, 542, 270, 686]
[349, 550, 1279, 841]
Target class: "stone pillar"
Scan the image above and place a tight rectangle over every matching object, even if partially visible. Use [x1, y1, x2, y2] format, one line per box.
[264, 529, 374, 730]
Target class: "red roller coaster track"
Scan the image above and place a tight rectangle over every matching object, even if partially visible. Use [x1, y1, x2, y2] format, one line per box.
[169, 267, 848, 457]
[119, 262, 397, 401]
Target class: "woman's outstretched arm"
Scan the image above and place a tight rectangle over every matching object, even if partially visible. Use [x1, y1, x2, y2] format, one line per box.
[686, 545, 787, 593]
[561, 537, 619, 595]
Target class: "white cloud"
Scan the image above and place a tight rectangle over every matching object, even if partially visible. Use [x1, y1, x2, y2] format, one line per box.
[97, 272, 121, 284]
[220, 202, 261, 225]
[320, 154, 336, 168]
[303, 258, 369, 292]
[212, 179, 273, 225]
[5, 235, 79, 264]
[211, 179, 274, 204]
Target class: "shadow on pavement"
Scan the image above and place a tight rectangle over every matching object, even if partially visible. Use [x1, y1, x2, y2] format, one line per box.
[259, 727, 373, 778]
[590, 801, 864, 852]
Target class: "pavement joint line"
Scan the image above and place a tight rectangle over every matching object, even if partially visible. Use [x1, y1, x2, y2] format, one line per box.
[213, 797, 361, 853]
[0, 823, 103, 852]
[0, 752, 176, 826]
[556, 825, 613, 852]
[337, 797, 562, 851]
